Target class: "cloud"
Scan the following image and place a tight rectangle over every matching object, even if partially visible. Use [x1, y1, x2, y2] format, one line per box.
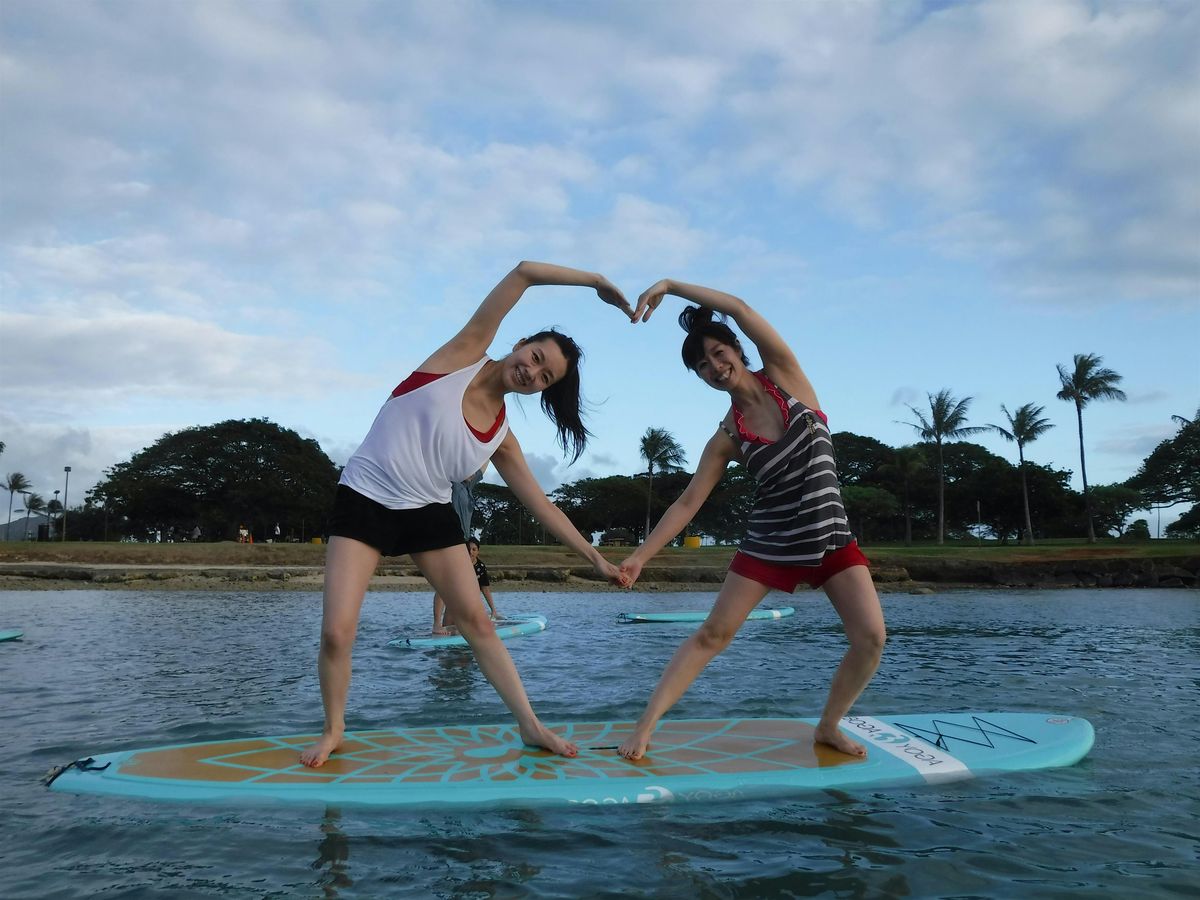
[517, 452, 567, 492]
[5, 0, 1195, 312]
[0, 311, 358, 408]
[0, 415, 168, 500]
[1095, 423, 1176, 458]
[890, 387, 922, 407]
[1126, 390, 1171, 406]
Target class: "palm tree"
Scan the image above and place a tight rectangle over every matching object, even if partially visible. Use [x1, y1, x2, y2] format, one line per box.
[989, 403, 1054, 545]
[1170, 409, 1198, 426]
[46, 498, 63, 540]
[903, 389, 986, 544]
[880, 445, 926, 546]
[639, 427, 687, 541]
[4, 472, 32, 541]
[1056, 353, 1126, 542]
[19, 492, 46, 540]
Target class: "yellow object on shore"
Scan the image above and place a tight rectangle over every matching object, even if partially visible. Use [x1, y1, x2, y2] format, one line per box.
[683, 535, 701, 549]
[311, 537, 323, 545]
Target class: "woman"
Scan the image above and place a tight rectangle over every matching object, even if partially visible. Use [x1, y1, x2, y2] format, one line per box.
[616, 279, 886, 760]
[301, 261, 632, 767]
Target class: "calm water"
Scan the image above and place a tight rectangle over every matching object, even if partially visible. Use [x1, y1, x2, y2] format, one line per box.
[1, 587, 1197, 899]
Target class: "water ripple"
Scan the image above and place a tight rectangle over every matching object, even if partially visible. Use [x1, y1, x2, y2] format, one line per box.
[1, 587, 1197, 898]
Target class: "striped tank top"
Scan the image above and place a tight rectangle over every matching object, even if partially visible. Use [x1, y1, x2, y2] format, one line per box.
[727, 372, 853, 565]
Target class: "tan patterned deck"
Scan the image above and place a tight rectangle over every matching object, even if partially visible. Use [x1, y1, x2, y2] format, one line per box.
[117, 719, 863, 786]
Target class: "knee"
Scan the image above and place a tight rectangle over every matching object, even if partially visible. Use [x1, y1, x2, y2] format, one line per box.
[320, 624, 356, 657]
[850, 625, 886, 658]
[453, 607, 494, 638]
[695, 621, 736, 654]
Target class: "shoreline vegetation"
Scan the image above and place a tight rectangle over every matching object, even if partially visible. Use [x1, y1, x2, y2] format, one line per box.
[0, 540, 1197, 593]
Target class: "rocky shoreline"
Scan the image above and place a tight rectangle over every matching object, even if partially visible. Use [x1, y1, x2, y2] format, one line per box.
[1, 555, 1196, 593]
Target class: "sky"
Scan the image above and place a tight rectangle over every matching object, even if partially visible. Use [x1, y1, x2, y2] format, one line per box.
[1, 0, 1198, 532]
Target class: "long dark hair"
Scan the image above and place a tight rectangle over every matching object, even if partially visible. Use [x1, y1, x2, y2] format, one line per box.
[678, 306, 750, 371]
[525, 329, 590, 464]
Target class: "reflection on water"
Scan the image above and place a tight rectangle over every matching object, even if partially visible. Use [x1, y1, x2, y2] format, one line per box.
[0, 588, 1196, 898]
[427, 648, 484, 703]
[314, 808, 352, 899]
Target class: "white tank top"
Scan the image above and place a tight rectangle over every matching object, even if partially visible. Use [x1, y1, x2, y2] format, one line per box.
[339, 358, 509, 510]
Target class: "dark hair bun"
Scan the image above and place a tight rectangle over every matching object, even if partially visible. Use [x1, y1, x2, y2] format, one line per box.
[678, 305, 718, 334]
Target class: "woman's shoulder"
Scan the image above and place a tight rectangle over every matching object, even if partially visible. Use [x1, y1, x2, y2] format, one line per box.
[414, 349, 490, 377]
[759, 363, 819, 411]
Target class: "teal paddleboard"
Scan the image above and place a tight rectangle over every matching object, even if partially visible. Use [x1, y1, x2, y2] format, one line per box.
[617, 607, 795, 624]
[46, 712, 1093, 808]
[388, 614, 547, 649]
[0, 629, 23, 642]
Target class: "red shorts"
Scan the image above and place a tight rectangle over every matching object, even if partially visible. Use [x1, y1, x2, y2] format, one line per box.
[729, 541, 870, 592]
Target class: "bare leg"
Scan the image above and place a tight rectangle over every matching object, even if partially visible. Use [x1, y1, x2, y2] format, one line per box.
[618, 573, 770, 760]
[813, 565, 886, 757]
[300, 537, 381, 767]
[432, 593, 453, 634]
[413, 545, 578, 757]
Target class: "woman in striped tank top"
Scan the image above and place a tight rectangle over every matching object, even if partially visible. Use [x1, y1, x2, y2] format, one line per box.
[616, 280, 886, 761]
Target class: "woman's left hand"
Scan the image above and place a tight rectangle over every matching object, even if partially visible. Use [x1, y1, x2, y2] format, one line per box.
[632, 279, 671, 323]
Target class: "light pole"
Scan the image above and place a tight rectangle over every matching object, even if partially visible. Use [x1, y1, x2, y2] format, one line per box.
[18, 491, 30, 540]
[62, 466, 71, 541]
[53, 490, 60, 539]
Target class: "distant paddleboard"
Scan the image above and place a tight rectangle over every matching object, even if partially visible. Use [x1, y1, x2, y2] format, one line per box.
[388, 614, 547, 649]
[617, 607, 795, 624]
[45, 712, 1093, 808]
[0, 629, 23, 642]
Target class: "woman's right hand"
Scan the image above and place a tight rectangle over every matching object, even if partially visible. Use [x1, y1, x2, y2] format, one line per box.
[594, 557, 624, 585]
[633, 279, 672, 323]
[595, 274, 635, 321]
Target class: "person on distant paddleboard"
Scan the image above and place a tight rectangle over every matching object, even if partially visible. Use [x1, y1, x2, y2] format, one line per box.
[436, 537, 499, 632]
[615, 280, 886, 761]
[301, 262, 633, 767]
[433, 468, 495, 634]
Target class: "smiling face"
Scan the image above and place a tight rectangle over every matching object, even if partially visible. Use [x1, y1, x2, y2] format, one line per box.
[692, 336, 746, 391]
[504, 338, 569, 395]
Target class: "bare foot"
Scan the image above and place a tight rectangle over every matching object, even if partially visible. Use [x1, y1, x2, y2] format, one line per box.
[814, 724, 867, 758]
[432, 627, 452, 635]
[519, 721, 578, 758]
[300, 731, 343, 768]
[617, 724, 654, 761]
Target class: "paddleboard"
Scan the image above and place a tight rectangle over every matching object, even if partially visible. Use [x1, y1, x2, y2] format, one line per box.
[617, 607, 795, 624]
[45, 712, 1093, 808]
[0, 629, 23, 642]
[388, 614, 547, 649]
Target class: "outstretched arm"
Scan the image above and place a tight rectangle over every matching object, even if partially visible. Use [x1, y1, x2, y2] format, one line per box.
[620, 430, 734, 587]
[422, 262, 634, 372]
[632, 279, 817, 407]
[482, 585, 499, 619]
[490, 432, 622, 583]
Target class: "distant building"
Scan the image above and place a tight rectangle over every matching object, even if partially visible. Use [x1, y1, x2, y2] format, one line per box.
[0, 515, 47, 541]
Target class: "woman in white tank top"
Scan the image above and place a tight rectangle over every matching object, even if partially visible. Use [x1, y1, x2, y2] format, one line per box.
[300, 262, 635, 768]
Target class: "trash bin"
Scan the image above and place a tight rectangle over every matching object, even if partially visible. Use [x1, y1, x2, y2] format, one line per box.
[683, 535, 701, 549]
[311, 537, 323, 545]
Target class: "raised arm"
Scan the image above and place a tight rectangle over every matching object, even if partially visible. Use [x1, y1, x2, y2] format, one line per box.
[619, 429, 736, 587]
[489, 432, 622, 584]
[632, 279, 816, 404]
[422, 262, 634, 372]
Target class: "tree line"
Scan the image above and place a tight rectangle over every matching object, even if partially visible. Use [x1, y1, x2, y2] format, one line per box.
[3, 352, 1197, 544]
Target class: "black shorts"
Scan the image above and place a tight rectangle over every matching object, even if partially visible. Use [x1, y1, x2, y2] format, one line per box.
[328, 485, 465, 557]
